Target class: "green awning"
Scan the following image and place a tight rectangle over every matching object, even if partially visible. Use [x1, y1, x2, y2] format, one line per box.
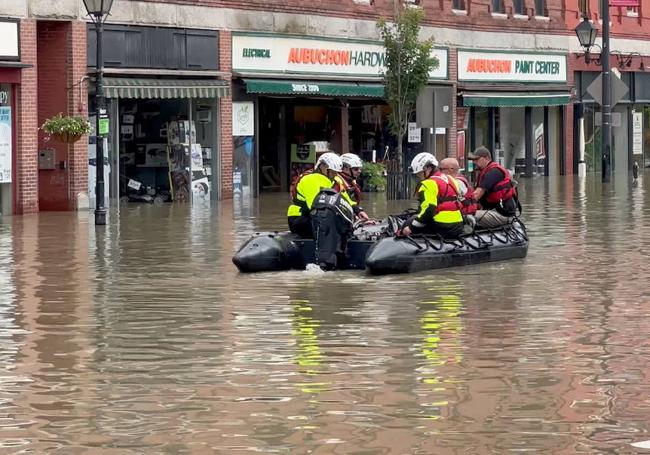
[103, 78, 230, 99]
[461, 92, 570, 107]
[244, 79, 384, 98]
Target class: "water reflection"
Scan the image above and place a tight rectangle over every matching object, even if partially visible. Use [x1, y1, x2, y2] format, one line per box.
[3, 175, 650, 452]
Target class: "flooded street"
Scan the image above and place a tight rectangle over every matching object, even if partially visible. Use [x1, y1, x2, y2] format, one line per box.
[3, 174, 650, 454]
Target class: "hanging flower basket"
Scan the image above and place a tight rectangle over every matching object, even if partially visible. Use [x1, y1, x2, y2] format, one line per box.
[40, 113, 92, 144]
[53, 132, 83, 143]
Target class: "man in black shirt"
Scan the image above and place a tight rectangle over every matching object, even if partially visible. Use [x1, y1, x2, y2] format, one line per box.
[468, 147, 519, 228]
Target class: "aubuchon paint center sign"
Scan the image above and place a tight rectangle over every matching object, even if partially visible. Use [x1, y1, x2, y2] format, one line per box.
[458, 51, 567, 83]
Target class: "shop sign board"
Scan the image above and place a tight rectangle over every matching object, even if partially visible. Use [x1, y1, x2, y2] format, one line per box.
[233, 102, 255, 136]
[458, 50, 567, 83]
[0, 21, 19, 60]
[233, 33, 448, 80]
[633, 111, 643, 155]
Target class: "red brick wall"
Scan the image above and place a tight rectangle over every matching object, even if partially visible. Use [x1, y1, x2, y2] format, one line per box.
[141, 0, 569, 33]
[37, 21, 70, 211]
[566, 0, 650, 40]
[219, 30, 233, 199]
[67, 21, 88, 210]
[15, 20, 39, 215]
[35, 21, 87, 211]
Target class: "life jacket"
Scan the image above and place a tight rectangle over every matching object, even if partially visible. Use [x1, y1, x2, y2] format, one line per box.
[454, 174, 478, 215]
[288, 171, 333, 218]
[338, 172, 362, 205]
[290, 169, 313, 203]
[476, 161, 516, 206]
[429, 172, 462, 215]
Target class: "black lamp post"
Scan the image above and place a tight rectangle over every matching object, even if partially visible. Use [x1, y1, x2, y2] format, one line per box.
[575, 10, 611, 183]
[83, 0, 114, 225]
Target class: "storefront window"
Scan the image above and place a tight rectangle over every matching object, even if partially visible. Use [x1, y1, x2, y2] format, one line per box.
[583, 104, 602, 173]
[547, 107, 562, 175]
[532, 107, 545, 175]
[639, 106, 650, 168]
[192, 99, 219, 200]
[0, 84, 11, 215]
[497, 107, 525, 171]
[473, 107, 489, 150]
[108, 96, 219, 205]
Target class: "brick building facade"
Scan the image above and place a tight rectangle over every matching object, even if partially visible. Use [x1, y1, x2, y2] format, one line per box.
[1, 0, 649, 214]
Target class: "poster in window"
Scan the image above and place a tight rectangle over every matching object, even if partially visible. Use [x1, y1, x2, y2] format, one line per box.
[633, 111, 643, 155]
[233, 102, 255, 136]
[0, 106, 11, 183]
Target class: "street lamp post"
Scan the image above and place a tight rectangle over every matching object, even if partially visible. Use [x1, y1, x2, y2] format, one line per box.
[83, 0, 114, 225]
[575, 6, 611, 183]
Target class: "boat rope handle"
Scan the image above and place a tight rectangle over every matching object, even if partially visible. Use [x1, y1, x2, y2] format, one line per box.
[421, 235, 444, 251]
[401, 235, 424, 251]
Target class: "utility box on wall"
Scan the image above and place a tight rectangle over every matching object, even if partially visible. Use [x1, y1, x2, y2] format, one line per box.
[38, 149, 56, 170]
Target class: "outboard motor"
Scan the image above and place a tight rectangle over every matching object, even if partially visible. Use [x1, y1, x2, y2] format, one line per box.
[310, 189, 354, 271]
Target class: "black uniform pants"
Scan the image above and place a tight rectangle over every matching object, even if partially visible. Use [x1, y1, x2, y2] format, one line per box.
[311, 208, 352, 271]
[288, 214, 313, 239]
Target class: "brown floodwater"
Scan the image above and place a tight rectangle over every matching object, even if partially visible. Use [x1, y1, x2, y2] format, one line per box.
[2, 174, 650, 454]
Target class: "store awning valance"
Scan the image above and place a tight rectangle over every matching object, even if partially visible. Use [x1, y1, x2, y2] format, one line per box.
[243, 79, 384, 98]
[103, 78, 230, 99]
[461, 92, 570, 107]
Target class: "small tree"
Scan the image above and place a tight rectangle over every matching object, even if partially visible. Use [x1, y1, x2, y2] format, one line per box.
[378, 4, 438, 197]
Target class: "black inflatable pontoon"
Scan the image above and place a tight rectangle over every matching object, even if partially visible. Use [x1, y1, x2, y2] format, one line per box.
[233, 218, 528, 274]
[364, 220, 528, 275]
[232, 222, 386, 273]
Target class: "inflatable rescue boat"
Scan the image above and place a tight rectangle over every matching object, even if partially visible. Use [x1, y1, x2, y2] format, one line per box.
[233, 217, 528, 275]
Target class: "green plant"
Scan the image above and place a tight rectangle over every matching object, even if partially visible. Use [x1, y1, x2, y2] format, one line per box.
[361, 162, 387, 192]
[41, 113, 92, 138]
[377, 5, 438, 173]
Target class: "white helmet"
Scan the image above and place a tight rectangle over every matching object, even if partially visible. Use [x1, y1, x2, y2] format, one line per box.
[410, 152, 438, 174]
[341, 153, 363, 169]
[315, 152, 343, 172]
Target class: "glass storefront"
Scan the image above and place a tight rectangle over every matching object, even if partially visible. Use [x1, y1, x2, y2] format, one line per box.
[637, 106, 650, 168]
[256, 96, 391, 192]
[581, 104, 631, 175]
[465, 105, 564, 177]
[99, 95, 220, 205]
[0, 84, 12, 215]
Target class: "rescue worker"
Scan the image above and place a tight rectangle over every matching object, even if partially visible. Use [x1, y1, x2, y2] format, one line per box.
[288, 152, 354, 270]
[336, 153, 370, 222]
[288, 152, 343, 238]
[468, 147, 520, 228]
[398, 152, 464, 239]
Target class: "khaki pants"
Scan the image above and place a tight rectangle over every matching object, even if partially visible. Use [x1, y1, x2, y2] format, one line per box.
[475, 210, 513, 229]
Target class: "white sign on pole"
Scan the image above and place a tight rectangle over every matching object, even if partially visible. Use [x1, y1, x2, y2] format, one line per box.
[408, 123, 421, 143]
[633, 111, 643, 156]
[233, 33, 448, 80]
[0, 106, 12, 183]
[232, 102, 255, 136]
